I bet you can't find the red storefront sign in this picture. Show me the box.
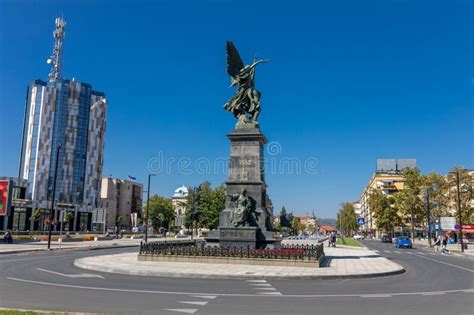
[462,224,474,234]
[0,181,9,216]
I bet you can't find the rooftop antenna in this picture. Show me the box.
[47,17,66,82]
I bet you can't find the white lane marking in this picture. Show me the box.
[6,277,474,298]
[360,294,392,298]
[245,280,267,283]
[164,309,198,314]
[36,268,105,279]
[405,252,413,255]
[191,295,216,299]
[417,252,426,255]
[258,292,283,295]
[255,287,277,291]
[421,292,445,296]
[178,301,208,306]
[0,252,96,264]
[249,283,272,287]
[409,253,474,273]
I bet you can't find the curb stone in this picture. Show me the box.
[74,257,405,281]
[0,244,139,255]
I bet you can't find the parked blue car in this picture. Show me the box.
[395,236,412,248]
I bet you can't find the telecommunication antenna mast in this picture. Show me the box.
[47,17,66,82]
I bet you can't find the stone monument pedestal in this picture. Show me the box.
[218,226,258,249]
[206,124,278,249]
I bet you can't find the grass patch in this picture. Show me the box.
[336,237,362,247]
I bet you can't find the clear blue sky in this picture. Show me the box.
[0,0,472,218]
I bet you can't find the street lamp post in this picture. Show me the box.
[450,170,464,253]
[47,144,61,250]
[144,173,156,243]
[423,188,432,247]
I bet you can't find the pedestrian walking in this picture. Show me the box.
[3,230,13,244]
[441,236,448,255]
[434,236,441,253]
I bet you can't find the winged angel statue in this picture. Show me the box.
[224,42,268,126]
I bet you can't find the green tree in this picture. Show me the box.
[198,182,226,230]
[368,189,401,235]
[116,215,123,228]
[29,208,42,232]
[185,186,202,237]
[447,167,474,224]
[291,217,304,235]
[336,202,358,236]
[279,206,290,227]
[286,211,294,228]
[64,211,74,230]
[393,167,425,239]
[146,195,175,231]
[423,172,449,219]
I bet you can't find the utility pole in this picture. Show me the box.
[454,171,464,253]
[425,188,432,246]
[144,173,156,243]
[189,187,196,241]
[47,144,61,250]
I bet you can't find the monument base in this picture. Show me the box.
[218,226,258,249]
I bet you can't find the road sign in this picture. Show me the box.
[357,217,365,225]
[434,224,440,231]
[454,224,461,230]
[440,217,456,230]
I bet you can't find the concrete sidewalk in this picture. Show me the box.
[74,246,404,280]
[0,237,192,254]
[411,239,474,256]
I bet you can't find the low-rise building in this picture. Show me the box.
[320,225,337,234]
[358,159,416,238]
[100,177,143,231]
[172,185,188,228]
[0,177,31,231]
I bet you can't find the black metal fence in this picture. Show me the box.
[140,241,324,261]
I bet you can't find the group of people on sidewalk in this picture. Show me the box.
[2,230,13,244]
[434,235,448,254]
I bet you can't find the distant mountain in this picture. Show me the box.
[317,218,337,228]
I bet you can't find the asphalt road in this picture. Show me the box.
[0,240,472,315]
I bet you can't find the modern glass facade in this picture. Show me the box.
[19,78,107,220]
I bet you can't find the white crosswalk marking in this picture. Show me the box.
[191,295,216,299]
[394,251,402,254]
[246,279,283,295]
[164,309,198,314]
[256,287,277,291]
[384,250,391,253]
[178,301,209,306]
